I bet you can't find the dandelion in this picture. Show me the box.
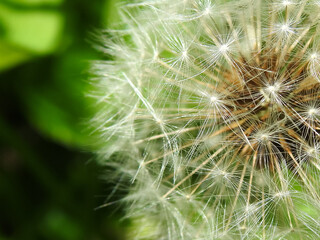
[91,0,320,239]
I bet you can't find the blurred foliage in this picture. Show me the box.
[0,0,126,239]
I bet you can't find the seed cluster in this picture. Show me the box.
[221,51,320,169]
[92,0,320,239]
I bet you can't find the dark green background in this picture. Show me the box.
[0,0,127,239]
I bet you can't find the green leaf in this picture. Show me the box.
[4,0,63,6]
[0,40,31,71]
[103,0,122,27]
[25,91,90,148]
[42,210,82,240]
[21,48,99,149]
[0,3,64,54]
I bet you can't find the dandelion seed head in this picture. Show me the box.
[210,95,219,103]
[266,83,280,94]
[306,146,317,157]
[219,44,229,53]
[181,50,188,58]
[259,133,270,142]
[281,24,289,32]
[203,6,211,15]
[308,108,318,117]
[92,0,320,239]
[310,52,319,60]
[282,0,292,6]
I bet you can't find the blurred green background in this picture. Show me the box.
[0,0,127,239]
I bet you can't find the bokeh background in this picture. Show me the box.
[0,0,127,239]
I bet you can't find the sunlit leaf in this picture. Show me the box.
[4,0,63,6]
[103,0,122,27]
[0,3,64,54]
